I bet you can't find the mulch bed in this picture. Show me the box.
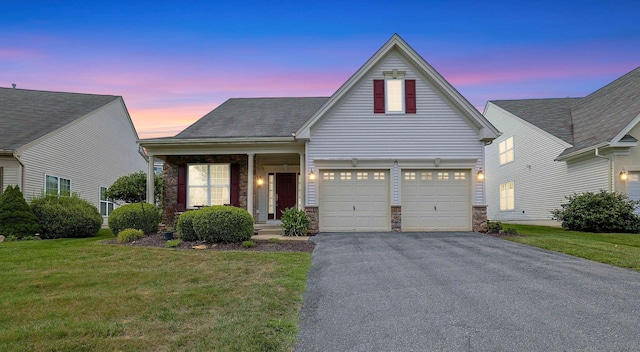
[105,233,315,253]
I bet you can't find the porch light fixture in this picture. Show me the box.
[308,170,316,181]
[620,168,628,181]
[477,169,485,181]
[256,176,265,186]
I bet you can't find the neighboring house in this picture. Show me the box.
[0,87,147,221]
[484,67,640,225]
[139,34,500,233]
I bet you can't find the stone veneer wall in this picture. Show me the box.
[305,206,319,236]
[391,206,401,232]
[472,205,488,232]
[162,155,248,226]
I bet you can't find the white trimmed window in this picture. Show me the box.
[187,164,230,207]
[500,181,515,211]
[45,174,71,196]
[499,137,514,165]
[99,186,115,216]
[386,78,404,112]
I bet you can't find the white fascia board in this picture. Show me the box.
[611,112,640,144]
[555,142,609,161]
[138,136,296,147]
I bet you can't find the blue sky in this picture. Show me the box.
[2,0,639,137]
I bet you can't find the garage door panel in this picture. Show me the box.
[320,170,390,232]
[402,169,471,231]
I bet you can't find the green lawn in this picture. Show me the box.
[0,229,312,351]
[501,224,640,271]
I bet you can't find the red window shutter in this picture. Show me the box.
[373,79,385,113]
[405,79,416,113]
[176,165,186,211]
[230,164,240,207]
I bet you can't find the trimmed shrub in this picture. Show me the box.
[551,191,640,233]
[242,240,255,248]
[117,228,144,243]
[176,210,199,241]
[108,203,161,235]
[280,207,310,236]
[487,220,503,234]
[0,185,41,238]
[31,195,102,239]
[192,206,253,244]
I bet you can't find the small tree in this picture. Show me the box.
[552,191,640,233]
[104,171,163,204]
[0,185,41,238]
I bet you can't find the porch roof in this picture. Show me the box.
[175,97,329,139]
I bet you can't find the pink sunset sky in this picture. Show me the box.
[2,1,639,139]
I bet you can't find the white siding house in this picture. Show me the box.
[140,34,500,233]
[484,67,640,224]
[0,88,147,221]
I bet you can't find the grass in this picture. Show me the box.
[0,229,312,351]
[501,224,640,271]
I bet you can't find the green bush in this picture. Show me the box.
[176,210,199,241]
[192,206,253,244]
[108,203,161,235]
[166,239,182,248]
[0,185,41,238]
[487,220,503,234]
[117,228,144,243]
[280,207,310,236]
[31,195,102,239]
[242,240,255,248]
[551,191,640,233]
[104,171,164,205]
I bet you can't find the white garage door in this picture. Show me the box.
[319,170,390,232]
[401,170,471,231]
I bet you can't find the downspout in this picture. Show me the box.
[594,148,614,192]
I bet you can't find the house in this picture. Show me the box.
[484,67,640,225]
[0,87,147,220]
[139,34,500,233]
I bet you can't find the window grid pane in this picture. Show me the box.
[437,172,449,180]
[340,172,351,180]
[499,137,514,165]
[404,172,416,180]
[187,164,230,207]
[356,172,368,180]
[323,172,334,180]
[373,172,385,180]
[421,172,432,181]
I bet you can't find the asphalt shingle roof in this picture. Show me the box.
[175,97,329,139]
[0,88,119,151]
[490,67,640,158]
[491,98,580,144]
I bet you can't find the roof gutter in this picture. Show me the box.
[138,136,297,148]
[555,142,609,161]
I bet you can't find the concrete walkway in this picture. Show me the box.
[296,232,640,351]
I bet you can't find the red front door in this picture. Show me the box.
[276,173,297,219]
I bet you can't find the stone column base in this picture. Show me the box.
[472,205,488,232]
[305,206,319,236]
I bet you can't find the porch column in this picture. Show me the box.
[247,153,254,217]
[146,153,155,204]
[299,152,305,209]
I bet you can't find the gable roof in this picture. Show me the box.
[491,98,580,144]
[0,88,119,151]
[563,67,640,157]
[295,33,500,141]
[175,97,329,139]
[489,66,640,160]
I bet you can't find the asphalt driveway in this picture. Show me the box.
[296,232,640,351]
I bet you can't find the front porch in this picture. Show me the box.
[152,152,308,228]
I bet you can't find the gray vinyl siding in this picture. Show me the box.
[484,103,609,222]
[18,99,146,211]
[0,157,20,190]
[307,50,484,206]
